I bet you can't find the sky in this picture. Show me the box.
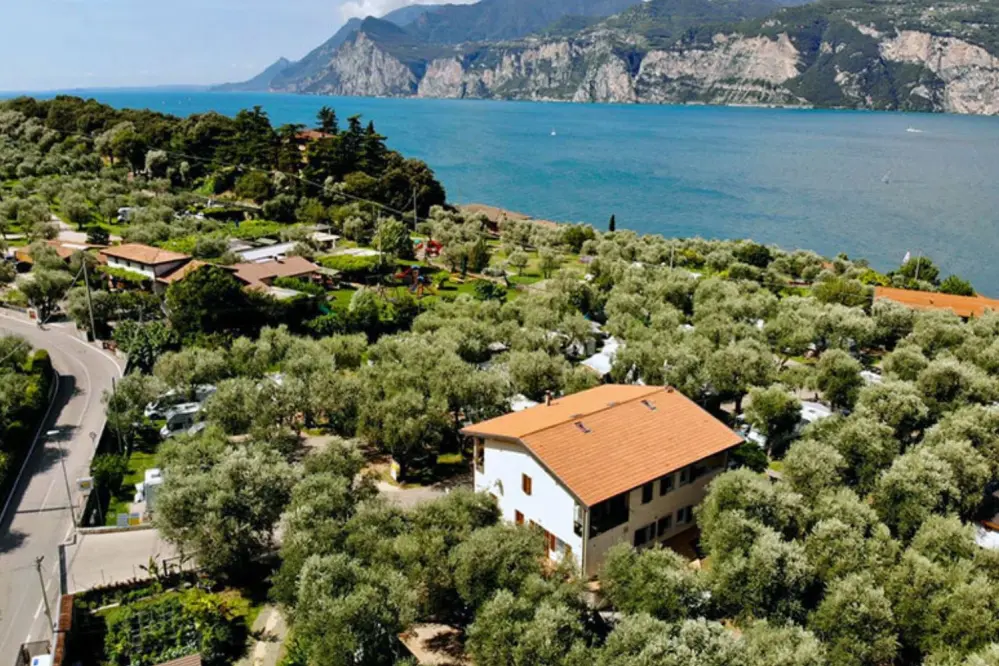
[0,0,475,92]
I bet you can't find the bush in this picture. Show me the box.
[319,254,382,280]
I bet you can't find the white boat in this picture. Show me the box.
[906,127,923,133]
[551,130,557,136]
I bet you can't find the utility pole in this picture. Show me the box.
[412,185,419,232]
[111,377,124,454]
[35,556,54,634]
[669,244,675,270]
[51,431,78,527]
[82,257,97,342]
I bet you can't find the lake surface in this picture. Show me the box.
[17,90,999,292]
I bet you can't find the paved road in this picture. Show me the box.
[0,312,122,666]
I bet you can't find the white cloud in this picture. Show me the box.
[337,0,477,22]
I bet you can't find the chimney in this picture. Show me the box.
[545,391,553,406]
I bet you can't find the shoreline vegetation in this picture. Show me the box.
[6,94,999,666]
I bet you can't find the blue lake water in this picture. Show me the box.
[16,90,999,292]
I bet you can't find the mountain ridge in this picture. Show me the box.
[214,0,999,115]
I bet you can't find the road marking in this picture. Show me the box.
[39,477,58,512]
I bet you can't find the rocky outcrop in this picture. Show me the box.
[305,32,419,96]
[881,31,999,115]
[635,34,801,105]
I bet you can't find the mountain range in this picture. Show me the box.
[214,0,999,114]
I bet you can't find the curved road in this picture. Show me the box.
[0,312,122,665]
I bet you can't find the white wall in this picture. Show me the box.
[475,438,584,566]
[108,256,156,280]
[107,257,186,280]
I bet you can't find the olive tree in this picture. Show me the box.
[601,544,706,621]
[156,444,296,579]
[744,385,801,454]
[809,573,899,666]
[814,349,862,410]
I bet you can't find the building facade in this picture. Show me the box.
[464,384,743,577]
[100,243,191,293]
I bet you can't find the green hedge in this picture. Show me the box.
[319,253,382,280]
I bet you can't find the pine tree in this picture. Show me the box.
[609,214,616,232]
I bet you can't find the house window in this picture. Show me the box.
[679,467,691,486]
[659,473,674,496]
[657,515,672,536]
[589,492,629,537]
[543,529,556,552]
[474,439,485,473]
[677,505,694,525]
[633,523,655,548]
[522,474,532,496]
[691,454,725,480]
[515,510,524,525]
[641,482,654,504]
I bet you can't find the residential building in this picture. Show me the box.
[874,286,999,319]
[462,384,744,577]
[235,241,298,264]
[100,243,190,284]
[231,256,320,289]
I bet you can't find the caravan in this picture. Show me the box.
[159,403,202,439]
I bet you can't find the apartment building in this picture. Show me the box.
[462,384,743,577]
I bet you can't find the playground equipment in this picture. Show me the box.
[395,265,434,297]
[415,239,443,259]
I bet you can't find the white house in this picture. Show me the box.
[100,243,191,288]
[462,384,744,577]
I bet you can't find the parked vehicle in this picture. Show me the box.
[144,385,216,419]
[159,403,202,439]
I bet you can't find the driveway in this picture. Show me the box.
[63,528,180,593]
[0,312,123,664]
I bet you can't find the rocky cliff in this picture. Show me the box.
[313,25,997,113]
[218,0,999,115]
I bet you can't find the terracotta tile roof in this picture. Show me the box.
[101,243,190,266]
[232,256,319,288]
[463,385,744,506]
[154,655,202,666]
[874,286,999,319]
[157,260,211,284]
[463,384,659,440]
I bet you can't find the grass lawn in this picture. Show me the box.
[508,273,545,286]
[104,449,159,525]
[329,287,357,311]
